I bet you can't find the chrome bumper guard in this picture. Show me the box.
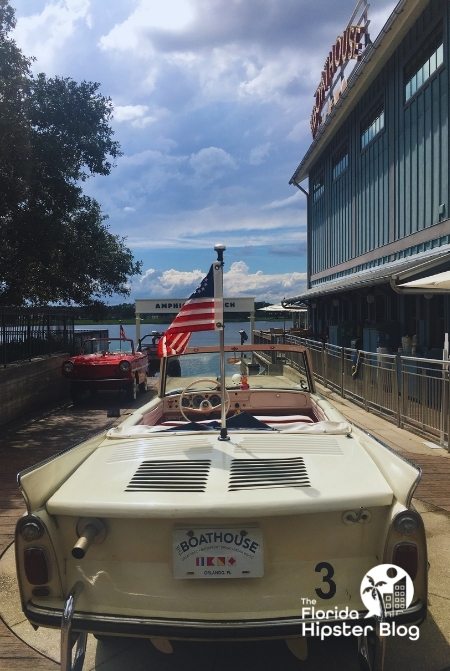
[357,626,386,671]
[61,583,87,671]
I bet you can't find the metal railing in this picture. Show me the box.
[254,330,449,450]
[0,308,75,367]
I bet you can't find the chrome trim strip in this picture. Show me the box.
[61,582,87,671]
[26,600,426,640]
[406,466,423,508]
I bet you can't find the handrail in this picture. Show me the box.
[254,330,449,451]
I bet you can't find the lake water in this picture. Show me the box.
[75,321,284,346]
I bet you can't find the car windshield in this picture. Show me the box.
[164,346,312,395]
[83,338,134,354]
[139,333,162,349]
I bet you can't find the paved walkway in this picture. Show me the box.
[0,395,449,670]
[316,385,450,512]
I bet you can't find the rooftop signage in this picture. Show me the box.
[310,0,369,138]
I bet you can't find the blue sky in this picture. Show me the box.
[11,0,395,302]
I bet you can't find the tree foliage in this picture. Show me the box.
[0,0,141,306]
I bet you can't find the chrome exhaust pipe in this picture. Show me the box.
[72,518,106,559]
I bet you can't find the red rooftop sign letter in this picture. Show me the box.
[310,24,366,138]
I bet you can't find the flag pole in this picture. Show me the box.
[214,243,229,441]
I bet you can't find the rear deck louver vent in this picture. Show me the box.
[229,457,310,491]
[126,460,211,492]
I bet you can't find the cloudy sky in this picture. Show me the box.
[11,0,395,302]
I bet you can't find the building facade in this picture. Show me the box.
[287,0,450,357]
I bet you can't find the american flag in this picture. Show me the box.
[158,264,223,356]
[119,324,127,339]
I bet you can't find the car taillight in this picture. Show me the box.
[24,547,49,585]
[18,518,45,542]
[393,511,420,535]
[393,542,418,580]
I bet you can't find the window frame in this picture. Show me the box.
[360,105,385,151]
[312,174,325,203]
[404,28,444,104]
[332,145,349,181]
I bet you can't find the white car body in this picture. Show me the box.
[15,343,427,670]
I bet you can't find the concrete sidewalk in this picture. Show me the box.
[316,383,450,460]
[317,384,450,511]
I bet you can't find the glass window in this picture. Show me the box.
[313,176,325,203]
[361,109,384,150]
[405,38,443,102]
[332,148,349,180]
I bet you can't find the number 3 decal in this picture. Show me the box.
[315,561,336,599]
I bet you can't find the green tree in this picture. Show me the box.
[0,0,141,306]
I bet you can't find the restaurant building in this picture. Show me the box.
[286,0,450,357]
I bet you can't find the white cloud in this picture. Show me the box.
[122,203,306,250]
[99,0,194,54]
[131,260,307,302]
[249,142,271,166]
[14,0,391,303]
[239,52,298,102]
[99,8,147,55]
[113,104,162,128]
[224,261,306,295]
[14,0,92,73]
[189,147,237,182]
[262,193,301,210]
[159,268,205,290]
[97,2,314,112]
[140,268,157,280]
[287,117,310,143]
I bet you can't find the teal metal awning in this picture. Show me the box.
[283,247,450,306]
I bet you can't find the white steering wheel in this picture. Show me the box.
[179,378,230,422]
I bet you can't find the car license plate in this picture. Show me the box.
[173,526,264,579]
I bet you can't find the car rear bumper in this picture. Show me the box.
[24,599,427,640]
